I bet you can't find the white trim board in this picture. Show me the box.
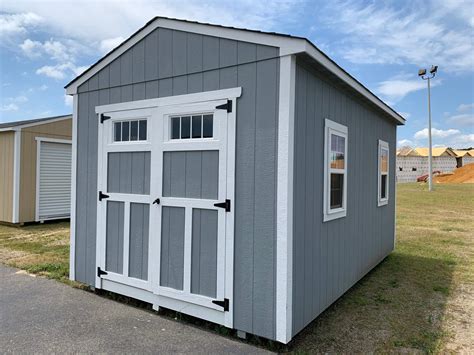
[64,17,404,125]
[276,54,296,344]
[69,97,78,281]
[12,130,21,224]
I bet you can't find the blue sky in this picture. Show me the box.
[1,0,473,148]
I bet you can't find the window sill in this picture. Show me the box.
[377,199,389,207]
[323,210,347,222]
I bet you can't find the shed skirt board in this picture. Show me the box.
[36,140,72,222]
[95,91,237,329]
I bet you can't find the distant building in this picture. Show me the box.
[396,147,457,183]
[453,150,474,168]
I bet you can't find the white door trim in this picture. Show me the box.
[276,54,296,343]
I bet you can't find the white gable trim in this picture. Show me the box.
[64,18,404,125]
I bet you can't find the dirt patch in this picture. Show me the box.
[436,163,474,183]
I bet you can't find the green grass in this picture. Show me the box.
[0,183,472,352]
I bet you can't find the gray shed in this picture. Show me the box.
[66,17,405,343]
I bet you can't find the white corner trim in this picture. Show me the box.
[12,129,21,224]
[95,87,242,114]
[69,96,78,281]
[276,54,296,344]
[35,139,41,222]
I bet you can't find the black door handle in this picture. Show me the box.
[153,198,160,205]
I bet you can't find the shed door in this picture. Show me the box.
[96,108,155,291]
[36,140,72,221]
[150,100,233,325]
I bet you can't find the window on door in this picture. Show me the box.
[378,140,389,206]
[170,114,214,140]
[113,119,147,142]
[324,119,348,222]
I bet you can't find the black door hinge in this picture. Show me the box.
[216,100,232,113]
[212,298,229,312]
[97,267,108,277]
[100,113,111,123]
[98,191,110,201]
[152,198,160,205]
[214,199,231,212]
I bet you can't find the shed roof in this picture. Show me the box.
[410,147,457,157]
[0,114,72,132]
[453,150,473,157]
[64,16,405,125]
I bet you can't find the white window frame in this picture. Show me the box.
[378,139,389,206]
[323,119,348,222]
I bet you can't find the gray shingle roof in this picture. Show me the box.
[0,114,72,130]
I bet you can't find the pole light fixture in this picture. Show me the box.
[418,65,438,192]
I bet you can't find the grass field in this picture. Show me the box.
[0,183,472,352]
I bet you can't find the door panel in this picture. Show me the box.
[160,206,185,290]
[129,203,150,280]
[107,152,151,194]
[162,150,219,199]
[191,208,218,298]
[105,201,124,274]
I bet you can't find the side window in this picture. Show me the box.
[378,140,389,206]
[323,119,348,222]
[170,114,214,140]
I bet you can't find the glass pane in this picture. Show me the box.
[381,148,388,173]
[381,175,387,199]
[114,122,121,142]
[171,117,180,139]
[122,121,130,141]
[203,114,213,138]
[192,115,202,138]
[181,116,190,139]
[330,173,344,209]
[130,120,138,141]
[139,120,147,140]
[330,134,345,169]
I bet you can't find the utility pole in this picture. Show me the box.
[418,65,438,191]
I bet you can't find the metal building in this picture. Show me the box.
[0,115,72,224]
[66,18,404,343]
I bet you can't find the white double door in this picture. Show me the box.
[96,98,235,326]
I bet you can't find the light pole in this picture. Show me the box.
[418,65,438,191]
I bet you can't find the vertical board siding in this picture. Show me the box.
[160,206,185,290]
[291,62,397,336]
[191,208,218,298]
[162,151,218,199]
[107,152,151,194]
[75,28,279,340]
[129,203,150,280]
[106,201,124,274]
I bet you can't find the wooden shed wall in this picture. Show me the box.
[19,119,72,223]
[0,131,15,223]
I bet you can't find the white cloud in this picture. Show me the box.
[457,103,474,113]
[321,0,474,73]
[447,113,474,127]
[19,38,42,58]
[0,103,19,112]
[414,128,460,140]
[99,37,125,54]
[36,62,87,80]
[39,84,48,91]
[64,94,73,107]
[397,139,413,147]
[0,12,42,40]
[377,75,441,102]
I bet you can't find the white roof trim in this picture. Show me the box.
[65,17,404,125]
[0,116,72,132]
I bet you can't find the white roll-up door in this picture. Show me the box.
[37,140,72,221]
